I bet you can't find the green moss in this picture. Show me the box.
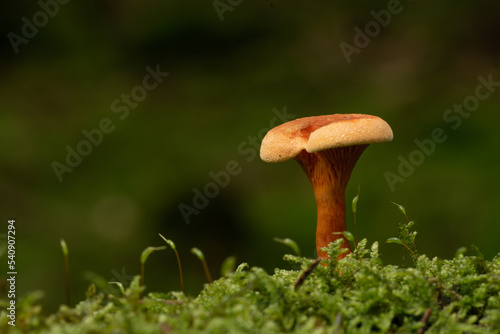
[3,238,500,333]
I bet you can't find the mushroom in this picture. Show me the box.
[260,114,393,259]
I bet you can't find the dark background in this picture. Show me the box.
[1,0,499,311]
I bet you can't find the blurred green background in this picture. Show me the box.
[1,1,499,311]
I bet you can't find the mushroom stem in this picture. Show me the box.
[296,144,368,259]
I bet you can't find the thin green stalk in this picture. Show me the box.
[60,239,70,306]
[140,246,167,297]
[352,186,360,249]
[191,247,213,283]
[159,234,185,295]
[390,202,419,267]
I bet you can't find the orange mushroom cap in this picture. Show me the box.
[260,114,393,259]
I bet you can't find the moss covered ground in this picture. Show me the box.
[2,234,500,333]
